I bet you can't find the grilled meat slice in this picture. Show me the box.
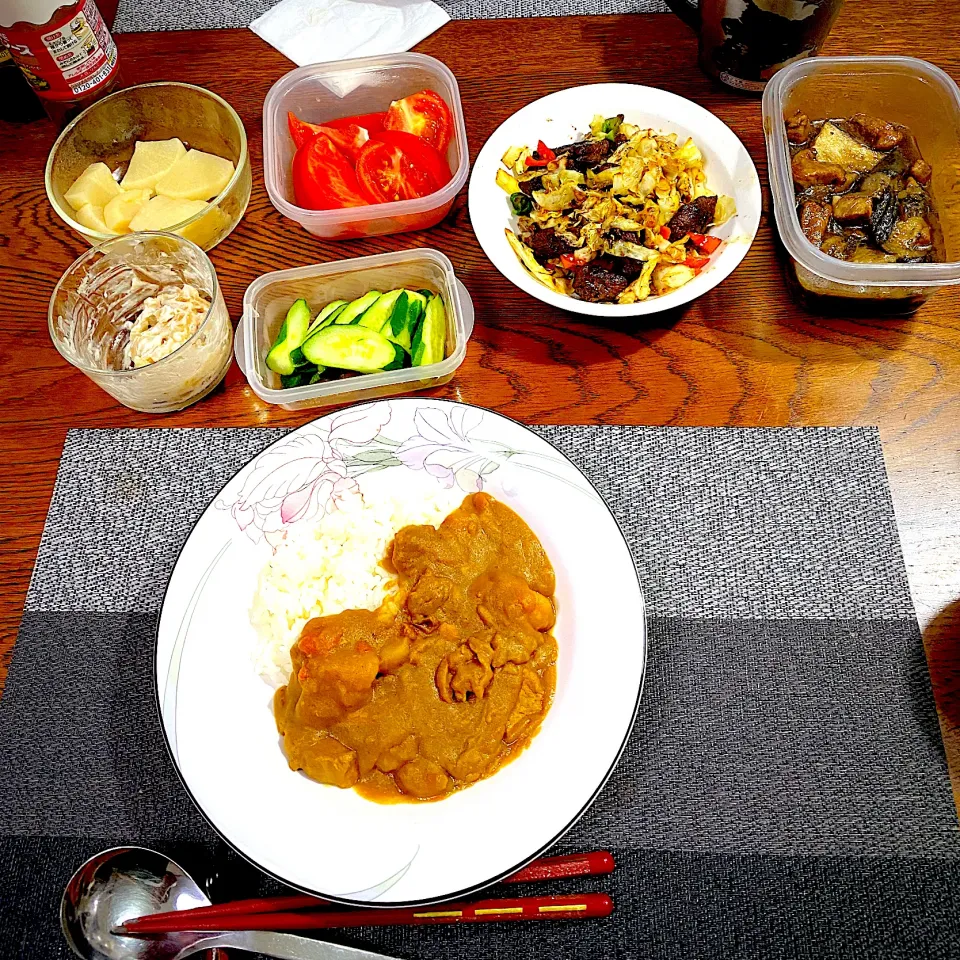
[666,195,718,240]
[517,175,543,196]
[606,226,644,244]
[554,138,612,171]
[526,227,574,262]
[615,255,647,279]
[572,256,632,302]
[799,200,831,246]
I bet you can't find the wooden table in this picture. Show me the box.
[1,2,958,809]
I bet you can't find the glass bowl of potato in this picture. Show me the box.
[45,82,251,251]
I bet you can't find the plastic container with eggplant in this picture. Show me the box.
[763,56,960,314]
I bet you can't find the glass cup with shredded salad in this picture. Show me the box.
[48,232,232,412]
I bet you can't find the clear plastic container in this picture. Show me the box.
[763,56,960,314]
[49,232,233,413]
[262,53,469,239]
[237,248,475,410]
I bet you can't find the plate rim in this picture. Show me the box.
[468,81,762,317]
[154,397,648,907]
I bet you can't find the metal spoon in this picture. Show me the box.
[61,846,397,960]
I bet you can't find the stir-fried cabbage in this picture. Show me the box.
[618,256,660,304]
[496,116,736,302]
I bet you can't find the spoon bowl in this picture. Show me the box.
[61,846,213,960]
[61,846,397,960]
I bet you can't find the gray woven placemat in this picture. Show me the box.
[1,425,958,959]
[113,0,669,33]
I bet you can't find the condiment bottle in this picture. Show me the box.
[0,41,44,122]
[0,0,120,127]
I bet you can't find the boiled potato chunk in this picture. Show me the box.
[128,195,209,232]
[103,189,151,233]
[74,203,111,234]
[155,149,235,201]
[178,203,231,249]
[121,138,187,191]
[64,162,122,211]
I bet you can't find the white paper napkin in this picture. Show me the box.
[250,0,451,67]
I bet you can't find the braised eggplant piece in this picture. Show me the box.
[785,111,941,264]
[868,187,898,244]
[882,217,933,259]
[898,180,928,218]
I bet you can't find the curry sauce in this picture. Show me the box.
[274,493,558,802]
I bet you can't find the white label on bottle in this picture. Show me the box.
[40,0,117,95]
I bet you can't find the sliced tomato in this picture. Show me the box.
[356,136,445,204]
[292,134,370,210]
[325,111,387,135]
[382,90,453,153]
[287,112,369,159]
[373,130,451,187]
[288,112,325,150]
[316,123,369,161]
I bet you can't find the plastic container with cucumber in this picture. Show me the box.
[264,286,447,387]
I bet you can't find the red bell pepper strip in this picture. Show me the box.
[537,140,556,162]
[525,155,550,168]
[688,232,722,254]
[659,225,671,240]
[684,254,711,271]
[559,253,579,269]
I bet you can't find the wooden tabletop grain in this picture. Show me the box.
[1,2,958,810]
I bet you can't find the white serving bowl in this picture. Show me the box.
[468,82,762,318]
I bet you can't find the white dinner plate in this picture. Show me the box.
[157,398,646,905]
[468,82,762,317]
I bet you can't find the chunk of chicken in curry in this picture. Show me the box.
[274,493,558,802]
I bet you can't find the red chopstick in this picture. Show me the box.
[508,851,614,883]
[122,851,615,933]
[118,893,613,935]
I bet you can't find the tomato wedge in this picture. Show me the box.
[382,90,453,153]
[373,130,451,188]
[287,112,369,159]
[356,132,449,204]
[288,112,325,150]
[355,141,428,204]
[292,133,370,210]
[325,112,387,135]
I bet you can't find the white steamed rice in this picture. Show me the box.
[250,491,462,689]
